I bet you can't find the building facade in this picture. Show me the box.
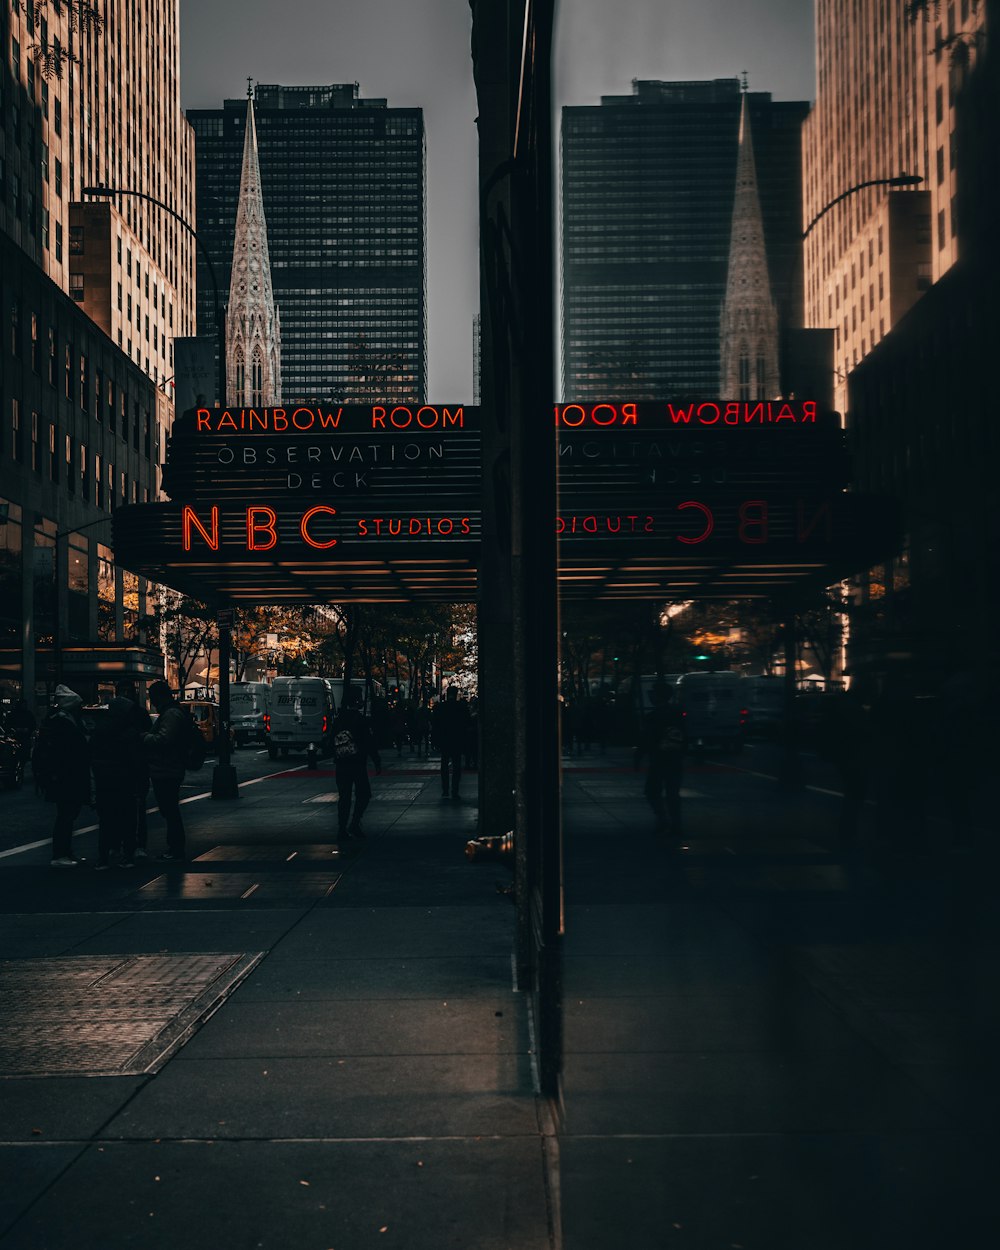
[189,83,426,405]
[802,0,988,413]
[802,0,996,681]
[561,79,807,403]
[1,1,194,710]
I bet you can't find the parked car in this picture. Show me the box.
[186,700,226,750]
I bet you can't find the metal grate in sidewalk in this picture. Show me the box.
[0,952,262,1077]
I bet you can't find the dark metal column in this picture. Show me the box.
[471,0,562,1099]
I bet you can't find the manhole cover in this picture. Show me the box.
[0,953,262,1077]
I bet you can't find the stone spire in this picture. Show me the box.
[719,89,780,400]
[226,86,281,405]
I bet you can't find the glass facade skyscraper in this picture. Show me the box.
[189,84,426,405]
[561,79,807,402]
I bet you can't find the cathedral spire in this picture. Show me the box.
[719,91,780,400]
[226,89,281,405]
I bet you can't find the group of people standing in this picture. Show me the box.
[32,680,192,868]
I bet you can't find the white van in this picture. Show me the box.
[739,675,786,739]
[676,671,745,753]
[265,676,335,759]
[230,681,271,747]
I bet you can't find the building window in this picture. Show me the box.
[937,209,946,250]
[95,453,103,508]
[738,353,750,402]
[48,422,58,482]
[69,224,84,255]
[65,435,74,494]
[30,312,39,371]
[55,222,63,262]
[97,543,116,641]
[31,411,40,473]
[67,533,89,641]
[70,272,85,300]
[80,443,89,501]
[11,399,22,462]
[79,354,89,410]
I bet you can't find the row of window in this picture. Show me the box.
[7,398,150,508]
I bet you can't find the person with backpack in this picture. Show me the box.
[91,696,145,869]
[332,686,381,841]
[142,680,194,862]
[32,684,92,867]
[634,680,686,838]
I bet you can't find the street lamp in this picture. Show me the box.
[802,173,924,239]
[82,185,239,799]
[82,186,226,408]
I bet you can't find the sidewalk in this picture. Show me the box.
[0,758,555,1250]
[1,746,997,1248]
[557,748,999,1249]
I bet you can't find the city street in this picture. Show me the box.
[1,741,995,1248]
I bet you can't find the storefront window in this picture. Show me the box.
[122,569,140,641]
[97,543,116,641]
[0,499,23,650]
[67,532,89,641]
[33,517,56,647]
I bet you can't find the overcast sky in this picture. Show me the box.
[180,1,816,401]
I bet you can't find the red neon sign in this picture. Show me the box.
[247,506,278,551]
[300,505,338,549]
[182,505,219,551]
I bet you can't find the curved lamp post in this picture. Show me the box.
[82,185,239,799]
[802,173,923,239]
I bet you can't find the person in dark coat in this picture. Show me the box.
[433,686,471,799]
[91,697,144,868]
[142,680,189,861]
[117,682,153,858]
[32,684,91,866]
[635,681,685,837]
[332,687,381,840]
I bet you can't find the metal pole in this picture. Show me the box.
[211,609,238,799]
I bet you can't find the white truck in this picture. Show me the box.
[265,676,336,759]
[230,681,271,748]
[676,671,745,753]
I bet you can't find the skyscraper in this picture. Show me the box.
[560,79,807,403]
[189,83,426,406]
[1,1,193,704]
[802,0,988,410]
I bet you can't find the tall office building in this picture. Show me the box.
[189,83,426,405]
[802,0,988,411]
[1,1,193,706]
[561,79,807,403]
[802,0,994,678]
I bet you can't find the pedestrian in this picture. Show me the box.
[31,684,91,867]
[118,681,153,859]
[634,680,685,837]
[433,685,470,799]
[142,680,189,862]
[91,697,144,868]
[332,686,381,840]
[411,700,431,758]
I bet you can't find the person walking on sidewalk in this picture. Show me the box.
[32,684,92,867]
[142,680,189,862]
[433,685,471,799]
[635,680,685,838]
[91,697,144,869]
[332,687,381,840]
